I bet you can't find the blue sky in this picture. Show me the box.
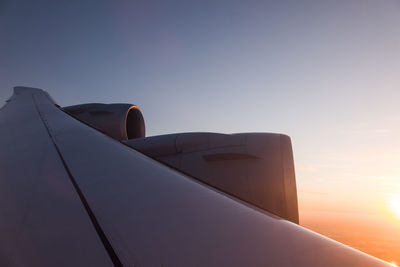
[1,0,400,216]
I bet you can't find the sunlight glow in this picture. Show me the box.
[389,194,400,220]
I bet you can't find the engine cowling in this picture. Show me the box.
[124,132,299,224]
[63,103,145,140]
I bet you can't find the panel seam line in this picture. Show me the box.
[32,93,123,267]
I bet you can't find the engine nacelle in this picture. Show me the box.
[63,103,145,140]
[124,132,299,224]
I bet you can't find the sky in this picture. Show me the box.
[1,0,400,263]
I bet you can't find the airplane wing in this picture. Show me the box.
[0,87,391,266]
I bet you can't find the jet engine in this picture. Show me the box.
[124,132,299,224]
[63,103,298,224]
[63,103,145,140]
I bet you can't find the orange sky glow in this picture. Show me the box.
[299,190,400,264]
[294,123,400,264]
